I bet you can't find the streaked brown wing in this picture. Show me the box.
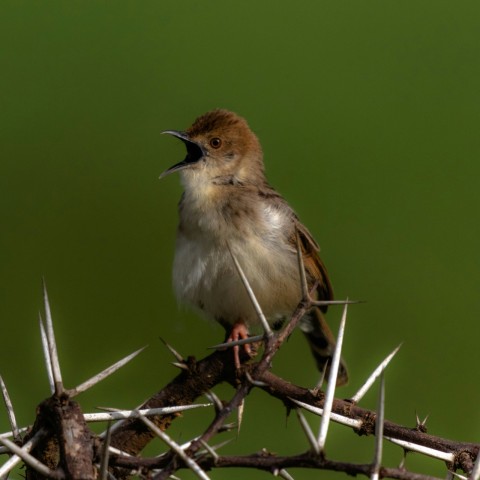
[294,220,334,311]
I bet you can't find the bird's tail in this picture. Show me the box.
[299,307,348,386]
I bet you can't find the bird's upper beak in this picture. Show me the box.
[159,130,206,179]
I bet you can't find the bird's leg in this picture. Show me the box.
[227,320,251,369]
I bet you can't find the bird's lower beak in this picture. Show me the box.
[160,130,206,179]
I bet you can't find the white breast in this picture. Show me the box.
[172,202,302,329]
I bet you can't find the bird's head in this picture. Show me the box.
[161,109,265,186]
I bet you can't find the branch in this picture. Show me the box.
[1,281,478,480]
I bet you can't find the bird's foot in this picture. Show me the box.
[227,321,251,369]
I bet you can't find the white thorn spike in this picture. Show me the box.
[160,337,184,362]
[42,281,64,395]
[138,414,211,480]
[314,359,329,393]
[296,409,320,455]
[370,372,385,480]
[99,422,112,480]
[449,472,467,480]
[171,361,189,370]
[97,399,146,439]
[0,376,20,442]
[108,446,134,457]
[205,391,223,412]
[295,229,309,299]
[0,426,29,440]
[219,422,236,433]
[84,404,212,422]
[0,429,46,478]
[227,243,272,336]
[205,438,234,453]
[199,440,219,462]
[384,436,455,462]
[237,397,244,434]
[0,435,64,479]
[245,371,268,387]
[68,346,147,397]
[350,344,402,404]
[39,314,55,394]
[317,302,348,450]
[290,397,362,429]
[278,469,295,480]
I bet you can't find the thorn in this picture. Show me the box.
[237,397,244,435]
[99,421,112,480]
[138,413,211,480]
[218,422,236,433]
[350,344,402,404]
[206,438,234,453]
[245,371,268,387]
[39,314,55,395]
[296,409,320,455]
[278,469,295,480]
[371,373,385,480]
[107,446,134,457]
[415,411,429,432]
[159,337,184,363]
[172,361,190,371]
[204,391,223,413]
[97,400,146,439]
[447,472,467,480]
[84,404,213,422]
[384,436,455,462]
[295,228,310,300]
[209,334,264,350]
[317,302,348,451]
[289,397,362,429]
[448,471,468,480]
[0,435,64,479]
[0,426,30,442]
[226,242,272,336]
[0,376,20,443]
[67,346,147,397]
[199,440,219,463]
[0,428,46,478]
[310,359,329,396]
[42,280,64,395]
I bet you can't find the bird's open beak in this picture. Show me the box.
[160,130,206,179]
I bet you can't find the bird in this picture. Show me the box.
[160,109,348,385]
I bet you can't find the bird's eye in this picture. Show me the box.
[209,137,222,149]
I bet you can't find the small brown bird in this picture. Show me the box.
[161,109,347,385]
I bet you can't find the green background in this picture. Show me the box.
[1,1,479,478]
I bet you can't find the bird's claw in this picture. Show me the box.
[227,321,251,369]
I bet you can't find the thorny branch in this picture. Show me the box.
[1,262,479,479]
[4,311,477,479]
[104,348,478,479]
[112,451,449,480]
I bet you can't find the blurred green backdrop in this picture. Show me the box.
[1,1,479,478]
